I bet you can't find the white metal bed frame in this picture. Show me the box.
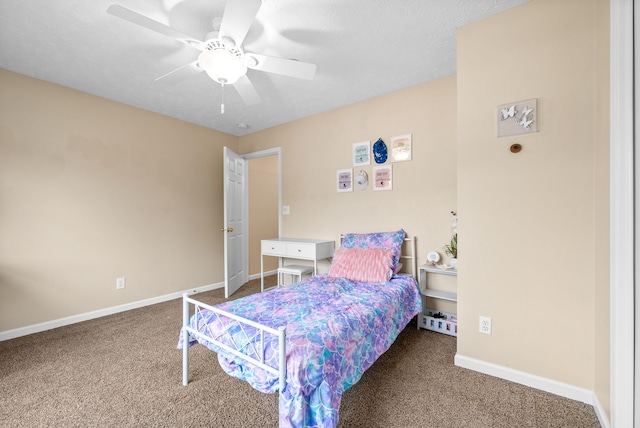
[182,295,287,390]
[181,236,417,395]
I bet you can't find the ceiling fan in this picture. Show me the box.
[106,0,316,111]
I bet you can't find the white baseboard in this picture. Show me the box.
[591,392,610,428]
[454,354,610,428]
[0,281,224,342]
[249,270,277,281]
[1,273,279,342]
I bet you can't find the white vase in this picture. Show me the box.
[449,258,457,269]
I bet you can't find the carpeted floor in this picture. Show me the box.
[0,276,601,427]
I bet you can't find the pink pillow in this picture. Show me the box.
[328,247,394,283]
[340,229,405,274]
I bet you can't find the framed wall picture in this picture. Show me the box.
[352,141,371,166]
[336,169,353,192]
[390,134,412,162]
[372,165,392,191]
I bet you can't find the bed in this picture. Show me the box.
[178,230,422,428]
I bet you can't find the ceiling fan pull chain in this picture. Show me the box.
[220,81,225,114]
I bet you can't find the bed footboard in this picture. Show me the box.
[181,293,287,392]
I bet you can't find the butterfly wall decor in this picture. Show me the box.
[500,105,517,120]
[497,99,538,137]
[516,113,534,130]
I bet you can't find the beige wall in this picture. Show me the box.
[248,155,279,275]
[0,69,237,332]
[457,0,609,416]
[240,76,458,287]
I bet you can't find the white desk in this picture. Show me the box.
[261,238,334,292]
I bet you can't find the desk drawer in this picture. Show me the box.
[286,243,315,258]
[262,241,287,256]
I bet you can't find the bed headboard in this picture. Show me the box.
[337,234,418,281]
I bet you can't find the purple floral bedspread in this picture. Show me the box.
[178,273,422,428]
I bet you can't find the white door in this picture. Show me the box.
[223,147,247,298]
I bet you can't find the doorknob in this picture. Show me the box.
[221,227,234,232]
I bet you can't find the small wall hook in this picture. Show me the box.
[510,143,522,153]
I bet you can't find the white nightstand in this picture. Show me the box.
[417,265,457,334]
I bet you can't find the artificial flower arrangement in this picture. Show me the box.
[443,211,457,261]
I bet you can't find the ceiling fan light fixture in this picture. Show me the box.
[198,48,247,84]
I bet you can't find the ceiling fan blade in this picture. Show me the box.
[247,54,316,80]
[107,4,204,49]
[218,0,261,47]
[232,75,262,105]
[155,61,202,84]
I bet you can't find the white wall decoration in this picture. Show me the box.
[355,170,368,190]
[497,98,538,137]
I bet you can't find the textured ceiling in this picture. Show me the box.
[0,0,529,136]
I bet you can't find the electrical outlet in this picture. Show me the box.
[116,277,126,290]
[282,205,290,215]
[479,316,491,334]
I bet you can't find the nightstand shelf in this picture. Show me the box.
[422,288,457,302]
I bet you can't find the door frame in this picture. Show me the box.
[610,0,635,427]
[243,147,282,275]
